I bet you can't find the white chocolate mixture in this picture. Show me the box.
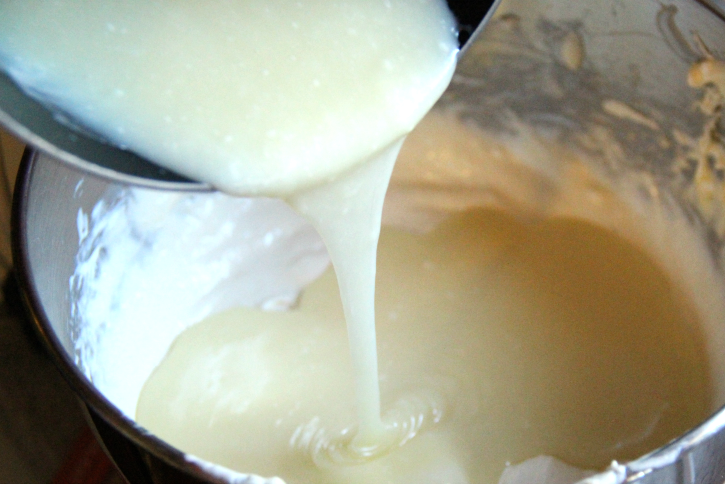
[0,0,460,459]
[136,199,711,484]
[0,0,457,196]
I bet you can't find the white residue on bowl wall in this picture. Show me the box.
[70,189,329,417]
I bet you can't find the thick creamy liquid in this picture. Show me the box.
[289,143,403,444]
[0,0,458,196]
[136,208,710,484]
[0,0,460,463]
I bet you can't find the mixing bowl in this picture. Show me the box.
[12,0,725,482]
